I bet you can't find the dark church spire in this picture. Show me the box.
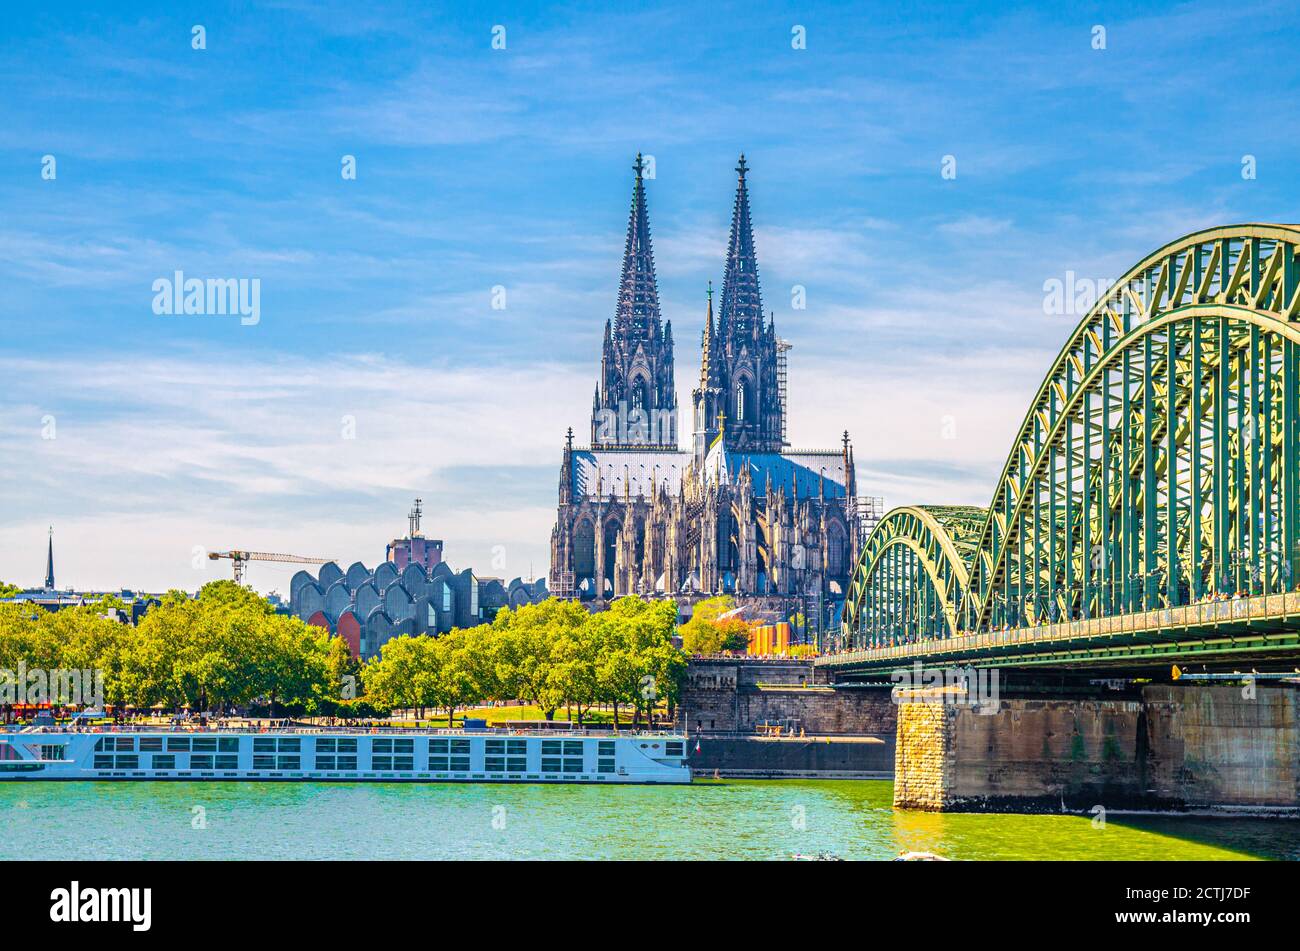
[614,152,662,338]
[44,526,55,590]
[694,154,784,457]
[699,281,717,386]
[591,154,677,448]
[718,153,763,340]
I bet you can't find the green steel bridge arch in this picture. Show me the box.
[847,505,985,639]
[843,224,1300,655]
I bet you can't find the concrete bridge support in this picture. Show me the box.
[893,684,1300,813]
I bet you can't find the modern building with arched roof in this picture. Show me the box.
[285,522,548,658]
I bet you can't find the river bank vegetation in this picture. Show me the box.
[0,581,685,726]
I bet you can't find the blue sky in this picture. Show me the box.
[2,0,1298,593]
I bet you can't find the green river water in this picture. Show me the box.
[2,779,1296,860]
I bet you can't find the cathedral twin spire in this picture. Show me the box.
[592,153,676,448]
[613,153,663,339]
[717,154,765,340]
[592,152,781,455]
[694,154,784,459]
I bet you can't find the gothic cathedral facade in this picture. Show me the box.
[550,155,866,630]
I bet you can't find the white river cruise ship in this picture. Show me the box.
[0,728,692,784]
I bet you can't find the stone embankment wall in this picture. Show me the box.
[678,657,898,777]
[689,735,893,779]
[893,684,1299,813]
[679,657,896,736]
[1142,685,1298,807]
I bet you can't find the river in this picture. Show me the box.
[3,779,1296,860]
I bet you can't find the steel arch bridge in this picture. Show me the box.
[830,224,1300,674]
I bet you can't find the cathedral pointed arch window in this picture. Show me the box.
[574,520,595,578]
[603,520,621,587]
[717,510,734,569]
[735,377,754,424]
[827,522,847,575]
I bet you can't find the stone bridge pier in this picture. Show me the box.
[893,683,1300,813]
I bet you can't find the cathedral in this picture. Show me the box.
[549,154,871,632]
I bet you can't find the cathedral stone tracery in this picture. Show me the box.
[550,154,866,632]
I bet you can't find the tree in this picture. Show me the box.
[262,617,331,715]
[35,603,128,708]
[456,623,505,703]
[323,635,362,710]
[432,632,481,726]
[2,584,693,727]
[679,595,750,653]
[116,583,331,715]
[589,596,684,727]
[491,598,586,719]
[363,635,425,714]
[0,583,334,719]
[549,618,601,724]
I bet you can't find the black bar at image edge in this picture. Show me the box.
[1,860,1285,937]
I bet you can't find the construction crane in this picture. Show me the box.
[207,550,334,585]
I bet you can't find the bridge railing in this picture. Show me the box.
[819,591,1300,667]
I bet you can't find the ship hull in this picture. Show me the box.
[0,730,692,785]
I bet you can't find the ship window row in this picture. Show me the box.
[314,756,358,770]
[541,740,585,756]
[191,755,240,770]
[540,757,586,773]
[144,737,238,753]
[428,756,471,771]
[252,755,302,770]
[372,756,414,770]
[484,756,528,772]
[430,739,470,754]
[85,735,632,765]
[94,754,139,769]
[84,755,633,775]
[316,738,358,753]
[484,739,528,755]
[95,753,247,770]
[129,736,242,753]
[665,742,684,756]
[254,737,301,753]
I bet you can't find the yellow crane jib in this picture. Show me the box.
[207,550,334,584]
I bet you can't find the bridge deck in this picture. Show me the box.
[819,591,1300,673]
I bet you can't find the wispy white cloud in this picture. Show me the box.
[0,350,585,590]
